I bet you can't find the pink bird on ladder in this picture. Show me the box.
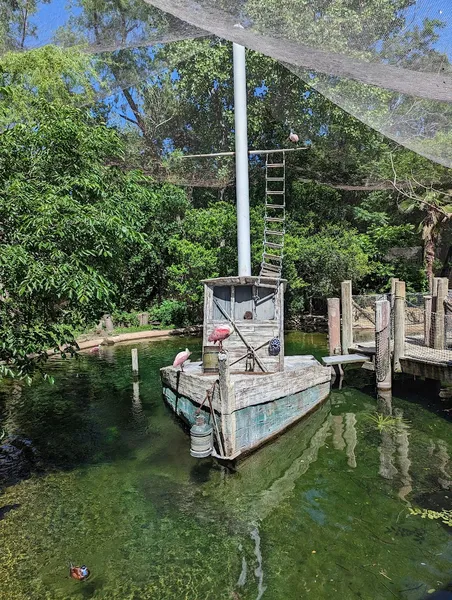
[173,348,191,372]
[208,324,232,351]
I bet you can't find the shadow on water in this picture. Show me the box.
[1,334,452,599]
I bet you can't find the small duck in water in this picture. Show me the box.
[70,564,90,581]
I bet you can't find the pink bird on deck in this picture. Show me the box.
[173,348,192,372]
[289,131,299,143]
[208,325,232,351]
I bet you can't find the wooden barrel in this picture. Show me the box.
[203,345,219,373]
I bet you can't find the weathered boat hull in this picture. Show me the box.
[160,355,331,460]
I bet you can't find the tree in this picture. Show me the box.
[0,48,151,380]
[283,225,370,316]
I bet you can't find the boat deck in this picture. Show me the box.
[181,354,321,381]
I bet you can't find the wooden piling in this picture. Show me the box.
[433,277,440,299]
[424,295,432,348]
[390,278,399,308]
[131,348,139,375]
[327,298,341,356]
[375,299,392,390]
[433,278,448,350]
[218,351,236,457]
[341,281,353,354]
[390,277,399,338]
[393,280,406,373]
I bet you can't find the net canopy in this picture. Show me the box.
[3,0,452,176]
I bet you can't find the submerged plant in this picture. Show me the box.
[408,507,452,527]
[364,412,409,432]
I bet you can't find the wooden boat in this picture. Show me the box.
[161,276,331,460]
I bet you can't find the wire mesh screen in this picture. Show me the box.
[405,293,426,343]
[404,293,452,365]
[3,1,452,170]
[352,294,388,344]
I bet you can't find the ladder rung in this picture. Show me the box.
[265,229,284,236]
[258,279,279,287]
[263,253,283,262]
[266,190,285,195]
[259,271,280,282]
[261,262,281,271]
[266,163,285,168]
[266,177,285,182]
[265,204,285,209]
[265,241,284,249]
[265,217,285,223]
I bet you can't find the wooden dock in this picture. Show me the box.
[350,341,452,383]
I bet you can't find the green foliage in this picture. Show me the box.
[150,300,189,328]
[364,412,409,432]
[111,310,140,328]
[283,225,370,316]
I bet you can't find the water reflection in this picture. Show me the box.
[2,340,452,600]
[434,439,452,490]
[332,415,345,451]
[344,413,357,468]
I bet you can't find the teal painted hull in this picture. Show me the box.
[162,376,330,458]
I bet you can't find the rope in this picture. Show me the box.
[352,298,376,326]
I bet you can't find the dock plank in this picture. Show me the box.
[321,354,370,366]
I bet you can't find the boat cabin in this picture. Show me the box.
[202,276,286,373]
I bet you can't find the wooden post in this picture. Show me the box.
[390,278,399,309]
[341,281,353,354]
[375,299,392,390]
[424,295,432,348]
[138,312,149,326]
[393,280,406,373]
[218,351,236,457]
[433,278,448,349]
[104,314,114,332]
[433,277,440,299]
[131,348,139,375]
[390,277,399,339]
[327,298,341,356]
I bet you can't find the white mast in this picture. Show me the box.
[233,42,251,277]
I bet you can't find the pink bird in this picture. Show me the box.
[289,131,299,143]
[90,345,100,354]
[208,324,232,351]
[173,348,192,372]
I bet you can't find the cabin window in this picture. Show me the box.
[235,286,254,320]
[213,286,231,320]
[255,287,276,320]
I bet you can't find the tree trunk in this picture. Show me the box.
[440,244,452,279]
[424,228,436,294]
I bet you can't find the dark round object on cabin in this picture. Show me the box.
[269,338,281,356]
[244,311,253,320]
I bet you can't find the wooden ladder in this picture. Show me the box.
[258,151,286,284]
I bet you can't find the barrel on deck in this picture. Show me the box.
[203,345,219,373]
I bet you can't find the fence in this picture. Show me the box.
[404,291,452,365]
[352,294,389,343]
[350,288,452,365]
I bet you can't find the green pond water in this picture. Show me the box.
[1,332,452,600]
